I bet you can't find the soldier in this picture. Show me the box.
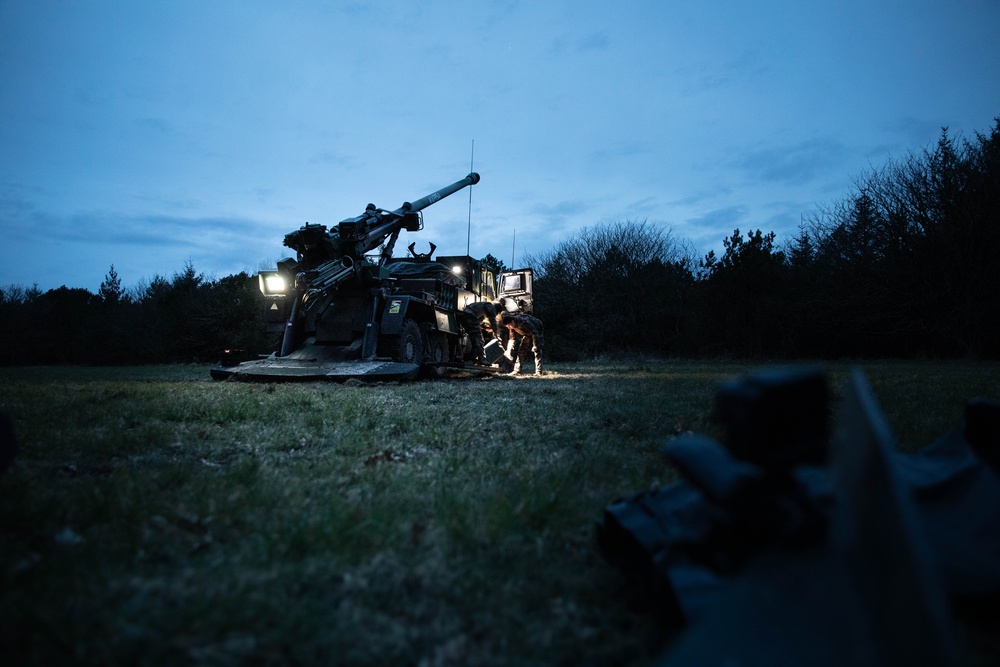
[460,300,503,365]
[500,311,544,376]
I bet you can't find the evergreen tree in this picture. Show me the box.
[480,253,510,274]
[98,264,124,305]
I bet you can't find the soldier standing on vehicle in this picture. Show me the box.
[501,311,544,376]
[460,301,503,365]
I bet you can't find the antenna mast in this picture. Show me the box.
[466,140,474,257]
[511,228,516,269]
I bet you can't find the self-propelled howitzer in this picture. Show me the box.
[211,172,534,381]
[275,173,480,356]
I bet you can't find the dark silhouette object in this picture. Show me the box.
[407,241,437,262]
[965,397,1000,474]
[0,410,17,472]
[597,367,1000,666]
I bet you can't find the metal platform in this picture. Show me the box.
[210,341,422,382]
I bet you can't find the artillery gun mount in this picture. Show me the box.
[211,173,533,382]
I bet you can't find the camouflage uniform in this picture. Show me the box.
[460,301,503,365]
[501,312,544,376]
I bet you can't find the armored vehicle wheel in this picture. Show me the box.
[424,332,449,364]
[420,331,449,378]
[382,318,423,364]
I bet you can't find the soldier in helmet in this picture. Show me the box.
[500,311,544,376]
[460,300,503,365]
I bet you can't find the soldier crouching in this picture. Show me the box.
[460,300,503,365]
[500,312,544,376]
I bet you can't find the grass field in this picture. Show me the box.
[2,360,998,665]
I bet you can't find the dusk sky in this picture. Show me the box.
[2,1,998,292]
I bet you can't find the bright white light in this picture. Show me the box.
[452,265,463,275]
[263,274,286,294]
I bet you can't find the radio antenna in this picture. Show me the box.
[511,228,516,269]
[466,140,474,257]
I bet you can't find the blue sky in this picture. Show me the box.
[2,0,998,292]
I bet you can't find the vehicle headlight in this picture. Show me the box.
[258,271,287,296]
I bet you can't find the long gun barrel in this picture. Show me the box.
[353,172,480,260]
[397,172,480,215]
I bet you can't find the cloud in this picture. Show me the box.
[763,209,806,242]
[576,31,611,52]
[675,49,771,96]
[530,198,594,219]
[0,184,59,241]
[0,184,42,218]
[883,115,952,150]
[589,141,651,161]
[686,204,749,231]
[864,115,973,164]
[0,191,278,259]
[550,30,611,55]
[65,212,274,248]
[625,196,660,215]
[0,198,289,290]
[135,117,173,134]
[670,185,735,207]
[733,138,847,186]
[309,149,360,168]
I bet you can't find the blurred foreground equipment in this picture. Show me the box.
[597,367,1000,666]
[0,409,17,472]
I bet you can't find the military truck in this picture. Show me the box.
[211,173,533,381]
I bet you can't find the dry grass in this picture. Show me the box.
[1,360,997,665]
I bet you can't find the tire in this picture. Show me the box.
[384,318,423,364]
[420,330,450,378]
[424,332,449,364]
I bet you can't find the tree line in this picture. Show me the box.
[0,263,270,366]
[529,118,1000,360]
[2,118,998,365]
